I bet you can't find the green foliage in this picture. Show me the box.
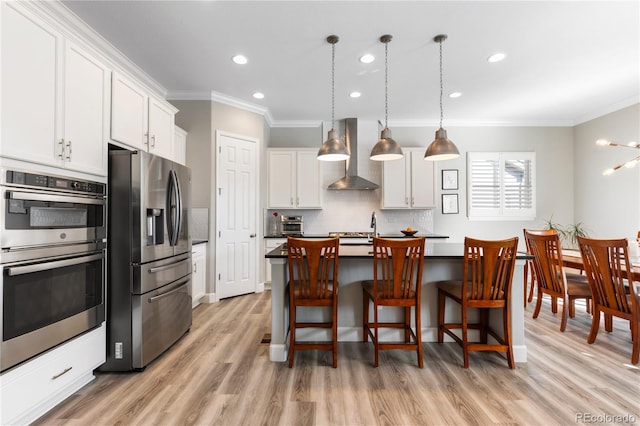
[543,215,589,249]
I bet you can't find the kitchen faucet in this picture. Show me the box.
[369,211,377,241]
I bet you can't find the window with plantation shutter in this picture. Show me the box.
[467,152,535,220]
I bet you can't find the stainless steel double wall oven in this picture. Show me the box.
[0,167,106,372]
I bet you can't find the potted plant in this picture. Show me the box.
[543,216,589,250]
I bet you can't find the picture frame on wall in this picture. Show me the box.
[442,194,459,214]
[442,169,458,190]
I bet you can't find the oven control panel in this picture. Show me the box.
[5,170,105,195]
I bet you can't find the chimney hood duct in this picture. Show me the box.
[327,118,379,190]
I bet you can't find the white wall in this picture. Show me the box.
[573,104,640,241]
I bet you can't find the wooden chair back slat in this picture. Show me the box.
[372,238,425,300]
[524,231,566,297]
[464,237,518,302]
[287,237,339,300]
[578,237,636,314]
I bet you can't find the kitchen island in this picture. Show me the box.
[266,241,531,364]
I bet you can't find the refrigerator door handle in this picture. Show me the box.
[174,170,183,242]
[167,170,179,246]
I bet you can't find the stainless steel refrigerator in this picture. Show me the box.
[102,148,192,371]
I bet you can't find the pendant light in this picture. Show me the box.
[425,34,460,161]
[317,35,350,162]
[370,34,403,161]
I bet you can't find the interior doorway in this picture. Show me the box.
[215,131,258,299]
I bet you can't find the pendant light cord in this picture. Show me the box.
[439,38,444,129]
[331,40,335,130]
[384,40,389,129]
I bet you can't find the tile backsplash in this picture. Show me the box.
[191,208,209,240]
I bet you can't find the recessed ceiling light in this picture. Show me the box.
[349,91,361,98]
[360,54,375,64]
[252,92,264,99]
[449,92,462,98]
[487,52,506,63]
[232,55,248,65]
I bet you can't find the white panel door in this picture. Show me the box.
[217,133,257,299]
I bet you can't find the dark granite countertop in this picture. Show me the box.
[264,233,449,239]
[193,239,208,245]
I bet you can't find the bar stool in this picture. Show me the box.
[361,237,426,368]
[286,237,340,368]
[436,237,519,368]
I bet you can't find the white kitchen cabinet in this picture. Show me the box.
[381,148,435,209]
[192,243,207,308]
[1,3,109,176]
[0,325,106,425]
[174,126,187,166]
[111,72,177,160]
[265,238,286,284]
[267,149,322,209]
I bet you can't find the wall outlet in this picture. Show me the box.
[115,342,123,359]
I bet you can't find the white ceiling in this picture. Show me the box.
[62,0,639,126]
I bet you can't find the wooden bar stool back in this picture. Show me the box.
[577,236,639,364]
[361,237,426,368]
[524,230,592,331]
[436,237,519,368]
[287,237,340,368]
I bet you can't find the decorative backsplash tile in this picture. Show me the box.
[191,208,209,240]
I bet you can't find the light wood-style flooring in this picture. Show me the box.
[35,291,640,425]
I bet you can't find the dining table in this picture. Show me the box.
[561,248,640,282]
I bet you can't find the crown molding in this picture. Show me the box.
[270,120,323,128]
[34,1,167,98]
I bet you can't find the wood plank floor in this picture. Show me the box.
[35,292,640,425]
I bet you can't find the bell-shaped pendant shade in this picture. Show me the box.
[317,128,350,161]
[370,127,403,161]
[424,128,459,161]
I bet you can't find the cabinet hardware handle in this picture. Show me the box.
[193,262,197,273]
[411,197,414,205]
[296,197,299,205]
[250,234,256,238]
[65,140,72,161]
[290,197,293,206]
[144,132,149,147]
[405,197,409,205]
[151,135,156,147]
[51,366,72,380]
[58,139,65,159]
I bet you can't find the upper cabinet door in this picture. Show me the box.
[409,151,435,208]
[382,156,409,208]
[148,96,175,160]
[111,72,148,150]
[63,42,110,176]
[1,2,62,166]
[267,150,296,208]
[295,150,322,208]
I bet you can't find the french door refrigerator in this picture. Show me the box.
[102,149,192,371]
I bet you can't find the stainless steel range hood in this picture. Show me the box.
[327,118,379,190]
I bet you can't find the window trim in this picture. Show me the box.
[467,151,536,221]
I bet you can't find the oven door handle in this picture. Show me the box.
[6,253,104,276]
[9,191,105,206]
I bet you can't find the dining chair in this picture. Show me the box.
[577,236,639,364]
[523,228,557,307]
[524,230,592,331]
[287,237,340,368]
[361,237,426,368]
[436,237,519,369]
